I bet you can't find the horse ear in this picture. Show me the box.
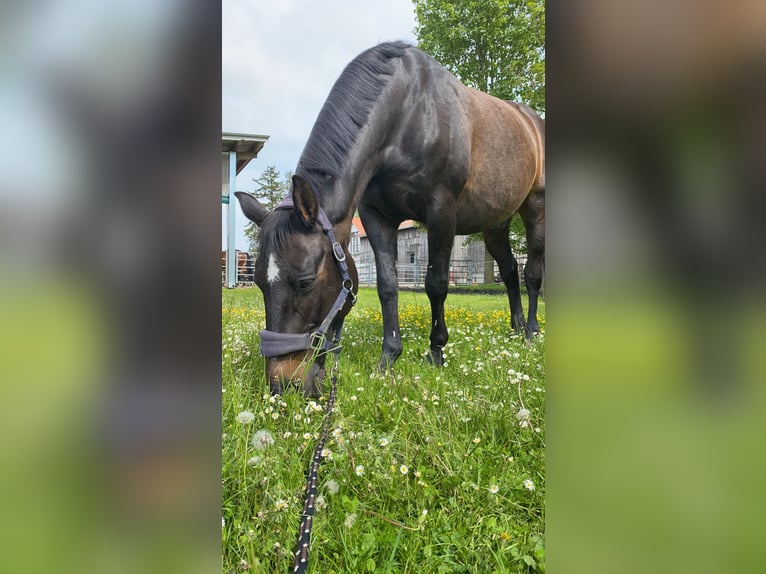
[234,192,270,226]
[292,175,319,227]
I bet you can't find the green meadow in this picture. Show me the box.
[223,287,545,573]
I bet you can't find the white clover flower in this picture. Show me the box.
[251,429,274,450]
[326,479,339,495]
[355,465,365,476]
[516,408,531,421]
[344,512,357,528]
[247,456,261,466]
[236,410,255,424]
[315,495,327,511]
[523,479,535,491]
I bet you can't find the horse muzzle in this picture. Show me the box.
[266,355,326,398]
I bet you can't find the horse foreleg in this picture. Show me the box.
[425,205,456,366]
[520,188,545,337]
[483,222,527,333]
[359,204,402,371]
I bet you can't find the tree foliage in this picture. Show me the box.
[414,0,545,114]
[243,166,291,253]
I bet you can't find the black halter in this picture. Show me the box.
[258,194,356,360]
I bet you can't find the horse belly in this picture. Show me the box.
[456,162,536,234]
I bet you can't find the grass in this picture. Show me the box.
[222,287,545,573]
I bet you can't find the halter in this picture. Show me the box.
[259,194,356,360]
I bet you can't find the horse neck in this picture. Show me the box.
[320,99,397,227]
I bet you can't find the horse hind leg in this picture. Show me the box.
[483,222,526,334]
[519,188,545,337]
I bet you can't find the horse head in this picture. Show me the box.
[235,175,357,397]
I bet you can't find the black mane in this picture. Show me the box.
[297,42,411,187]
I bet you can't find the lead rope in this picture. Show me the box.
[291,340,342,574]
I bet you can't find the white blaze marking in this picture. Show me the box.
[266,254,281,284]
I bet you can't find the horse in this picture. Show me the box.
[221,249,252,283]
[236,42,544,396]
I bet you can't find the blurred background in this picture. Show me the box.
[1,0,765,572]
[547,1,766,572]
[0,1,220,572]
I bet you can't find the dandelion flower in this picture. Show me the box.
[523,479,535,491]
[355,465,365,476]
[400,464,409,475]
[236,410,255,424]
[489,484,499,494]
[251,429,274,450]
[326,479,339,495]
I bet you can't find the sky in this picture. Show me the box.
[222,0,418,250]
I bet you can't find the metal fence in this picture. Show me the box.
[223,252,526,287]
[353,254,525,288]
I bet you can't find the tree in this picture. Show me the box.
[414,0,545,114]
[243,166,291,253]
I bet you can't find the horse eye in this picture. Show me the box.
[297,277,315,292]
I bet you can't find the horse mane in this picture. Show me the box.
[297,41,411,186]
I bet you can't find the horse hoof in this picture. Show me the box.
[426,348,444,366]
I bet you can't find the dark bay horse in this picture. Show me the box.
[236,42,544,395]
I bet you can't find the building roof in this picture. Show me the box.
[222,132,270,174]
[351,218,418,238]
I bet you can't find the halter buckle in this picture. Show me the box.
[308,332,324,351]
[331,242,346,262]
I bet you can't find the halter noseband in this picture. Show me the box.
[258,194,356,359]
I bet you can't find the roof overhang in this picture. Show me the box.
[222,132,270,174]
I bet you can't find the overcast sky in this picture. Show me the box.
[222,1,418,249]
